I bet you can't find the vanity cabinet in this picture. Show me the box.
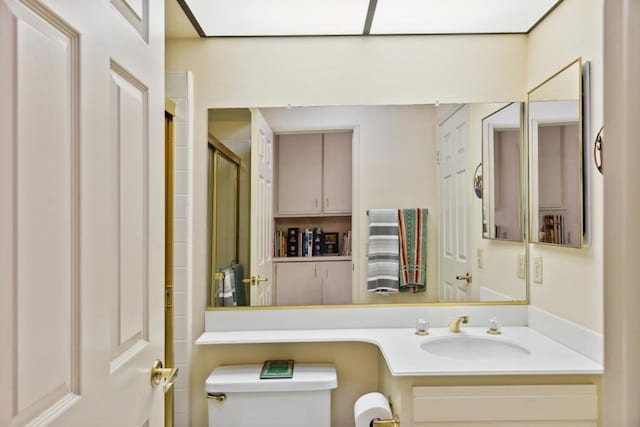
[276,132,352,216]
[275,259,352,306]
[411,385,598,426]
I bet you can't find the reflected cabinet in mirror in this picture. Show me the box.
[528,58,584,248]
[482,103,524,242]
[207,104,529,309]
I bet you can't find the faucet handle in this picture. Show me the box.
[487,317,501,335]
[415,318,429,336]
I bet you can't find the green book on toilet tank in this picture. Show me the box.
[260,360,294,379]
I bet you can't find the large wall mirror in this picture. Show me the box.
[206,104,529,309]
[528,58,584,248]
[482,103,525,242]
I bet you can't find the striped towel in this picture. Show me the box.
[398,208,428,293]
[367,209,400,293]
[216,266,237,307]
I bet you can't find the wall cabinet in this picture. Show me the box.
[322,132,352,214]
[275,259,352,306]
[277,132,352,215]
[277,133,323,215]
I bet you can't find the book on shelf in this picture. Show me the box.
[313,228,322,256]
[322,232,339,255]
[287,227,299,257]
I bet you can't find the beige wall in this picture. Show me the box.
[166,35,526,108]
[526,0,604,332]
[164,8,604,423]
[191,342,378,427]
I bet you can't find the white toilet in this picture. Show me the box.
[205,363,338,427]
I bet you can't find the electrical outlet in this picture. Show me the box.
[477,248,484,269]
[533,256,543,284]
[517,254,526,279]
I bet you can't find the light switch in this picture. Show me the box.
[477,248,484,269]
[517,254,526,279]
[533,256,543,284]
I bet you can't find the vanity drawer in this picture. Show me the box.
[413,384,597,426]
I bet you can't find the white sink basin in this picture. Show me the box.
[420,335,530,360]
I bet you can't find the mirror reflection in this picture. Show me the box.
[528,59,583,248]
[207,104,529,308]
[482,103,524,242]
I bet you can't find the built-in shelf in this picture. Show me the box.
[273,256,351,263]
[274,213,352,219]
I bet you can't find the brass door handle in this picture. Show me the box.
[455,273,472,283]
[151,359,179,392]
[242,276,269,286]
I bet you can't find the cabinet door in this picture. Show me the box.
[320,261,352,305]
[275,262,321,306]
[277,133,323,215]
[323,132,352,213]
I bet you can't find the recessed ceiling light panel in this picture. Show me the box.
[371,0,560,34]
[185,0,370,36]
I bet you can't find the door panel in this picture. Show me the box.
[323,132,352,213]
[321,261,352,305]
[438,106,471,302]
[0,0,164,425]
[277,133,322,215]
[250,109,274,306]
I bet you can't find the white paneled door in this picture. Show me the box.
[249,109,274,306]
[437,106,472,302]
[0,0,165,425]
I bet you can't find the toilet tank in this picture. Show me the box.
[205,363,337,427]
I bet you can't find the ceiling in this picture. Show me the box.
[166,0,563,39]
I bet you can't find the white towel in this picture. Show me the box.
[367,209,400,293]
[216,267,237,306]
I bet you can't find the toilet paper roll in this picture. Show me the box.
[354,392,393,427]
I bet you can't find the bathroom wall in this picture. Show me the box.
[192,342,379,427]
[261,105,438,304]
[526,0,604,332]
[166,33,528,425]
[166,71,195,427]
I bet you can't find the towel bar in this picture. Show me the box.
[213,272,225,281]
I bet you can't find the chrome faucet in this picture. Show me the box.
[449,315,469,332]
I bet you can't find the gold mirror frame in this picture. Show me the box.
[481,102,526,243]
[527,58,584,249]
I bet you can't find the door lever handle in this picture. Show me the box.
[151,359,179,392]
[242,276,269,286]
[455,273,472,283]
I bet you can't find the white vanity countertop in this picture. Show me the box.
[196,326,603,376]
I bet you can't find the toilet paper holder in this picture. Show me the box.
[372,397,400,427]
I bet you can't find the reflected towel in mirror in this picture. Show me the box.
[216,266,237,306]
[398,208,428,293]
[367,209,400,293]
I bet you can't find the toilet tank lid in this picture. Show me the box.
[205,363,338,393]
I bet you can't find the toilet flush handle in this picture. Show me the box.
[207,393,227,403]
